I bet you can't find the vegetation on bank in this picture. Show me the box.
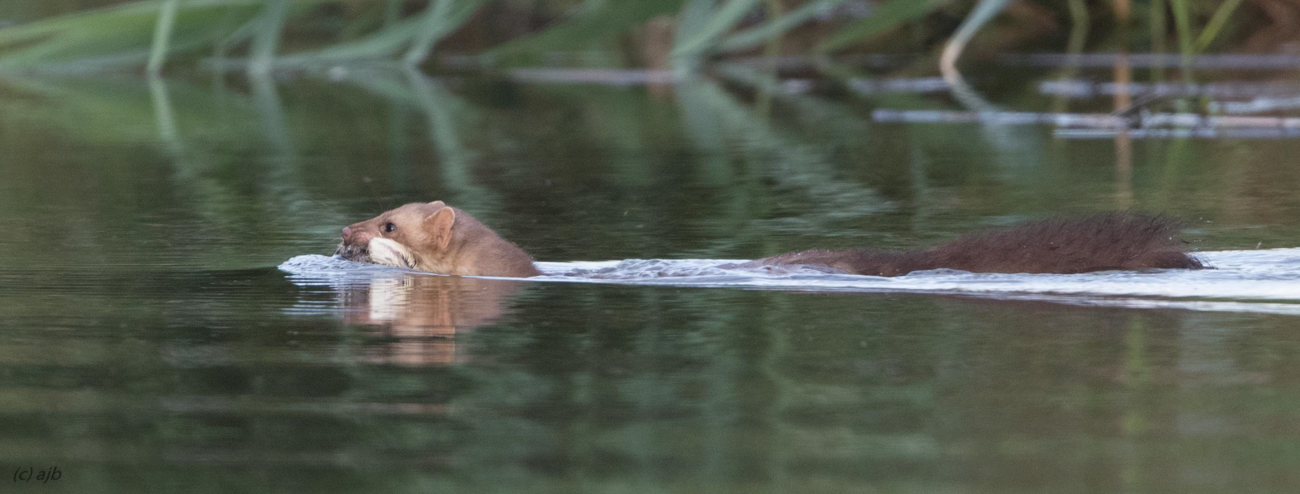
[0,0,1267,75]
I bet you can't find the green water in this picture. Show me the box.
[4,69,1300,493]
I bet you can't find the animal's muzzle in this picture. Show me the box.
[336,241,370,263]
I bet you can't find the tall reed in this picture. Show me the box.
[0,0,1259,76]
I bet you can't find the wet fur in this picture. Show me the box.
[339,201,541,278]
[747,212,1203,276]
[341,205,1203,278]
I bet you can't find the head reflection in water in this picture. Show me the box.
[338,274,525,367]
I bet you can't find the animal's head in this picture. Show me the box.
[337,201,458,269]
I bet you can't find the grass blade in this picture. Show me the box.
[938,0,1010,73]
[146,0,180,74]
[672,0,764,59]
[290,17,422,61]
[716,0,851,54]
[816,0,951,53]
[1169,0,1195,81]
[404,0,488,66]
[248,0,289,75]
[491,0,685,60]
[1194,0,1245,52]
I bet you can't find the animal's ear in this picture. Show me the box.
[428,200,446,208]
[425,207,456,250]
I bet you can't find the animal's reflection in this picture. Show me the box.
[338,274,525,367]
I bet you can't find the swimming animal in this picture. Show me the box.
[338,201,540,278]
[338,203,1202,277]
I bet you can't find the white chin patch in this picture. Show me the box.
[368,238,417,269]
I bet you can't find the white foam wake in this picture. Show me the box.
[279,248,1300,315]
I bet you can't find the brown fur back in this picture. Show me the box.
[752,212,1204,276]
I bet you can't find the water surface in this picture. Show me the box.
[286,247,1300,314]
[4,67,1300,492]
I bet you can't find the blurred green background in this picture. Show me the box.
[5,2,1300,494]
[0,0,1275,74]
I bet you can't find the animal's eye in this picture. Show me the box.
[383,222,397,233]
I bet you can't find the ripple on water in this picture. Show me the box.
[279,248,1300,314]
